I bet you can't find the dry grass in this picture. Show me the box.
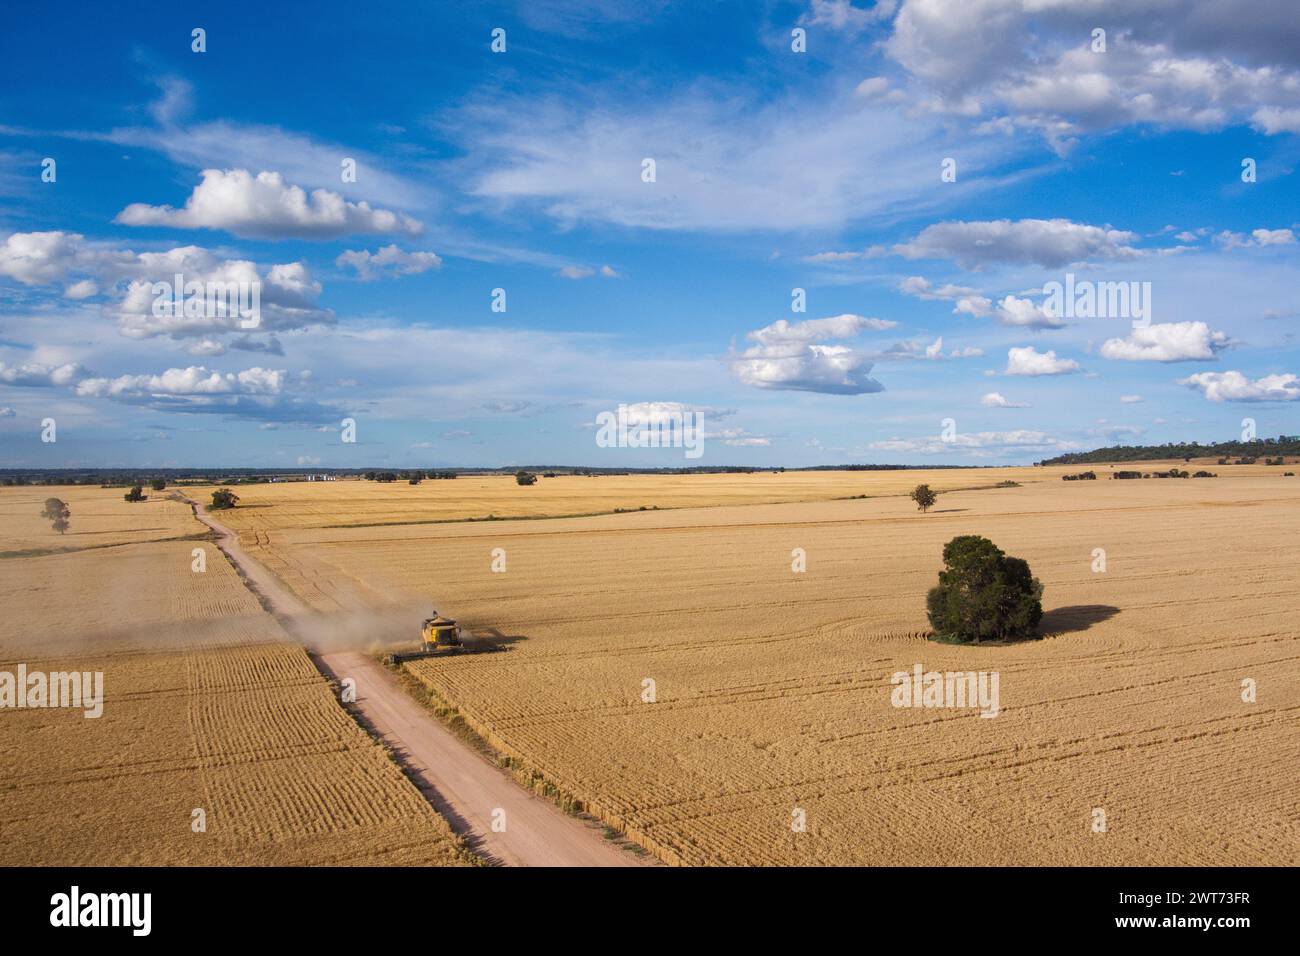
[0,489,471,866]
[228,469,1300,865]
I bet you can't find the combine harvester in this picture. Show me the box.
[385,613,497,664]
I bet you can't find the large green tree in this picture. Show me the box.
[210,488,240,510]
[926,535,1044,643]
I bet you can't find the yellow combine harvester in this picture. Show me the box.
[384,611,482,665]
[419,614,464,654]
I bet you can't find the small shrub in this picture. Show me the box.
[124,485,147,502]
[516,471,538,486]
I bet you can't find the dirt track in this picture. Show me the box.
[187,498,645,867]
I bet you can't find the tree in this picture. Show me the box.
[210,488,240,510]
[516,471,538,486]
[926,535,1043,643]
[408,473,423,485]
[910,484,938,513]
[41,497,70,535]
[150,478,167,491]
[124,485,147,502]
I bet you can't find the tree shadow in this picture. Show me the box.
[1040,604,1120,636]
[929,508,969,514]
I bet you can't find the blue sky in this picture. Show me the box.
[1,0,1298,468]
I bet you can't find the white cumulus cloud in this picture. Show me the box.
[0,361,89,387]
[1100,321,1229,362]
[1179,370,1300,402]
[76,365,286,398]
[884,0,1300,151]
[115,169,423,239]
[996,294,1065,329]
[981,391,1029,408]
[0,231,334,340]
[1005,346,1080,376]
[732,315,893,394]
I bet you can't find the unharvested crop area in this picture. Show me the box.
[0,488,470,865]
[236,469,1300,865]
[188,466,1051,531]
[190,459,1288,532]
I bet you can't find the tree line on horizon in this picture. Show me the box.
[1040,435,1299,466]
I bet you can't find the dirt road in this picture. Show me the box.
[186,497,646,867]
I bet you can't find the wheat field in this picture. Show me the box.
[0,489,471,866]
[186,459,1289,532]
[0,485,203,555]
[4,469,1296,866]
[225,469,1300,865]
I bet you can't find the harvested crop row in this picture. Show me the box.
[0,489,472,866]
[283,475,1300,866]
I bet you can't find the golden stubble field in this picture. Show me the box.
[186,465,1068,531]
[226,467,1300,865]
[0,487,470,865]
[187,458,1291,533]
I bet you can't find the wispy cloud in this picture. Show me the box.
[336,245,442,280]
[455,85,1019,232]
